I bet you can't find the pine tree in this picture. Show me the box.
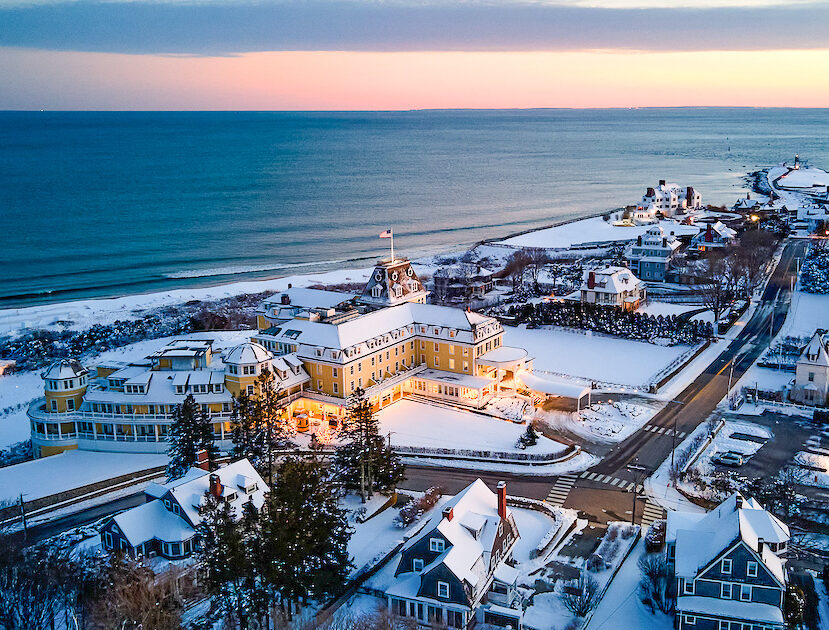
[259,454,352,620]
[230,391,268,475]
[252,367,295,487]
[166,393,218,481]
[335,387,404,502]
[197,491,257,629]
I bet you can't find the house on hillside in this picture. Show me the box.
[667,492,790,630]
[579,266,646,311]
[790,331,829,406]
[432,264,496,305]
[733,196,762,212]
[625,225,683,281]
[381,479,523,629]
[690,221,738,252]
[100,457,266,560]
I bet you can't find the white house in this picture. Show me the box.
[668,492,789,630]
[690,221,738,252]
[625,225,683,281]
[381,479,522,629]
[791,332,829,406]
[579,266,646,311]
[100,458,267,560]
[641,181,702,216]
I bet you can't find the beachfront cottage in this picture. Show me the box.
[579,266,646,311]
[690,221,738,252]
[641,180,702,216]
[790,331,829,407]
[625,225,683,281]
[382,480,523,629]
[667,493,789,630]
[100,457,266,560]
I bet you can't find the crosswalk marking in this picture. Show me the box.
[642,424,685,438]
[610,478,622,487]
[545,474,579,507]
[640,500,666,528]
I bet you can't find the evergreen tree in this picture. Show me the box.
[197,491,257,629]
[252,367,295,487]
[230,390,268,475]
[259,454,352,620]
[166,393,218,481]
[335,388,404,502]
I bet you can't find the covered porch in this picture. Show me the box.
[477,346,533,394]
[408,368,497,409]
[515,370,591,411]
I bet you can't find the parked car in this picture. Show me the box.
[713,451,744,467]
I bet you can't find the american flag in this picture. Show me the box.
[379,229,392,238]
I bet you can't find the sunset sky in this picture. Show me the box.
[1,0,828,109]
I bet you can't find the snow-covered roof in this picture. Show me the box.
[224,341,273,365]
[669,492,789,584]
[798,332,829,367]
[399,479,518,588]
[86,367,230,405]
[417,368,495,390]
[581,266,643,294]
[478,346,529,366]
[516,370,589,400]
[42,358,88,380]
[733,197,761,210]
[434,263,494,280]
[111,499,195,547]
[256,302,501,363]
[262,287,357,310]
[677,596,784,625]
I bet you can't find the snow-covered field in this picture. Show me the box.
[0,450,167,503]
[504,326,689,388]
[502,216,699,249]
[780,289,829,338]
[0,330,255,451]
[538,401,657,444]
[638,302,703,319]
[774,166,829,190]
[378,399,567,455]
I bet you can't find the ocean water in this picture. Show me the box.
[2,108,828,309]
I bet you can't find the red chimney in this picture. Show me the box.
[195,449,209,471]
[443,506,454,522]
[209,474,223,500]
[497,481,507,520]
[705,224,714,242]
[587,271,596,289]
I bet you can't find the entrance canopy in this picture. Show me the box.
[516,370,590,401]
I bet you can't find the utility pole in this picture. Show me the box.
[668,400,685,470]
[19,493,27,541]
[626,462,648,525]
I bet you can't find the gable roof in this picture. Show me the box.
[402,479,518,588]
[670,492,789,584]
[581,266,643,294]
[111,499,195,547]
[799,332,829,367]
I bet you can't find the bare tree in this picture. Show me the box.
[694,249,735,328]
[503,249,532,294]
[638,554,672,614]
[731,230,778,298]
[560,571,600,617]
[524,248,552,294]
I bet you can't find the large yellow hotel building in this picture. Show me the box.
[28,258,533,458]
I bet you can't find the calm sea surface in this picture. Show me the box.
[2,108,828,309]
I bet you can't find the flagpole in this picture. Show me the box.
[390,230,395,263]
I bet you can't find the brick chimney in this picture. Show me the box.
[209,473,223,500]
[195,449,210,471]
[281,293,291,305]
[442,506,454,522]
[659,179,666,187]
[587,271,596,289]
[497,481,507,520]
[757,537,764,554]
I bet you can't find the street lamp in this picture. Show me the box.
[626,460,650,525]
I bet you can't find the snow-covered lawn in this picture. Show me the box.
[776,166,829,190]
[638,302,702,319]
[485,397,530,422]
[503,326,689,388]
[501,216,699,249]
[537,401,657,444]
[378,399,568,455]
[0,450,167,503]
[780,289,829,338]
[585,539,673,630]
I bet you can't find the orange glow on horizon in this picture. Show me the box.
[2,47,829,110]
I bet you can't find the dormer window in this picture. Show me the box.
[429,538,445,553]
[413,558,424,572]
[371,285,383,298]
